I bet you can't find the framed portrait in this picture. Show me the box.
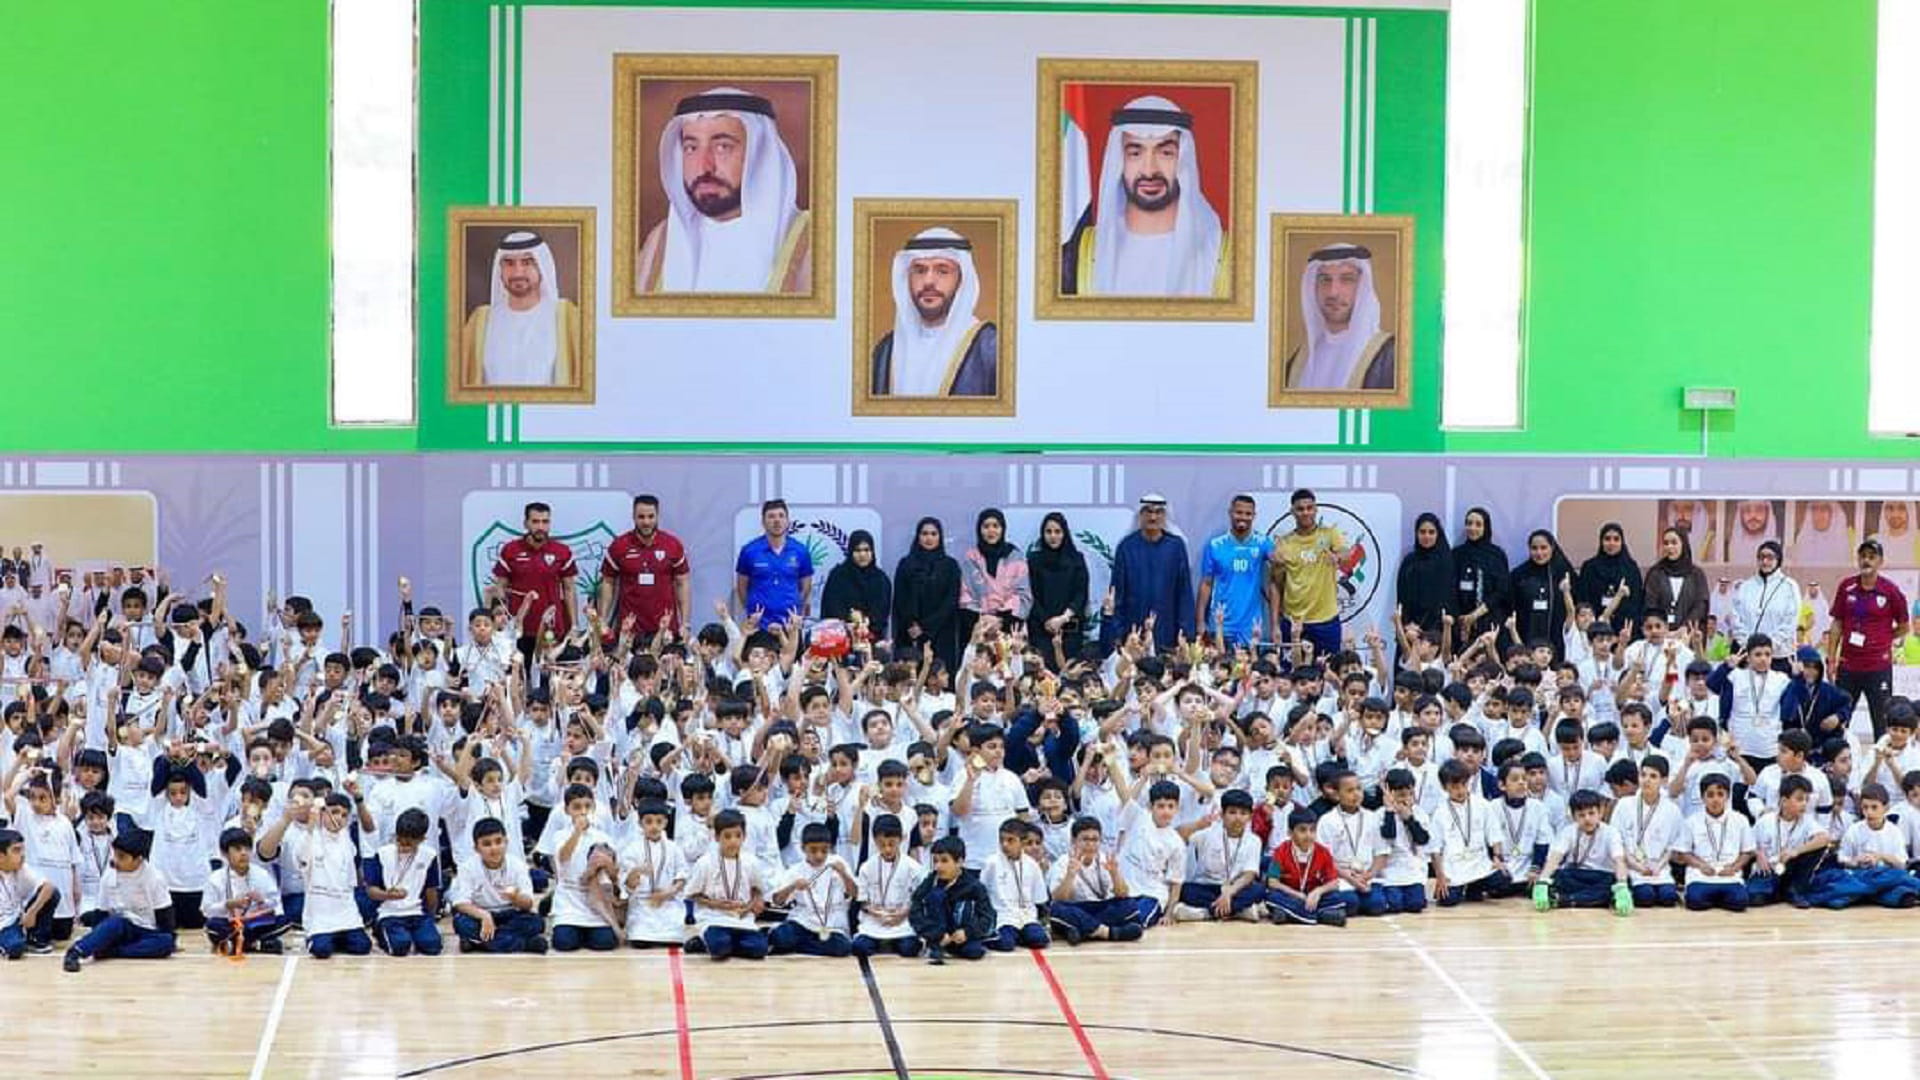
[851,199,1017,418]
[1867,500,1920,567]
[1035,58,1257,321]
[1655,499,1719,563]
[445,206,596,405]
[1720,498,1785,562]
[611,53,836,318]
[1789,499,1859,568]
[1268,213,1414,409]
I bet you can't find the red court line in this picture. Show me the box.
[1032,949,1112,1080]
[668,945,696,1080]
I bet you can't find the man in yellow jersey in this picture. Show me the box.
[1273,488,1356,663]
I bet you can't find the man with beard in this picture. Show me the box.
[491,502,580,663]
[1284,242,1396,391]
[636,87,811,294]
[1060,95,1227,297]
[460,231,580,386]
[869,227,998,397]
[1826,540,1910,741]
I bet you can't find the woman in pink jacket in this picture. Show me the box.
[960,508,1031,641]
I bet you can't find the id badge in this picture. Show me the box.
[1533,599,1549,611]
[1848,631,1866,648]
[638,572,656,586]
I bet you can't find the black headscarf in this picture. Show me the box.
[820,529,891,637]
[1757,539,1784,580]
[1510,529,1574,654]
[1396,512,1454,634]
[893,517,962,668]
[1575,521,1643,626]
[1451,506,1511,624]
[975,508,1015,577]
[1027,511,1090,636]
[1652,526,1699,576]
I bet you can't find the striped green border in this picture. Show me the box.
[418,2,1446,454]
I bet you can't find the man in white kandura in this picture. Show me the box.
[1285,242,1396,392]
[869,227,998,398]
[1061,95,1226,298]
[636,87,812,294]
[461,231,580,387]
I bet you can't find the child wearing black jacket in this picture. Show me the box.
[910,836,994,963]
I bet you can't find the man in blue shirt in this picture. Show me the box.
[1104,493,1194,651]
[734,499,813,624]
[1197,494,1280,646]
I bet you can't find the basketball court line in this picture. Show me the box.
[668,945,696,1080]
[1031,949,1112,1080]
[1387,920,1553,1080]
[1679,999,1782,1080]
[247,955,300,1080]
[855,954,913,1080]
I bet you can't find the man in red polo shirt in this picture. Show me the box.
[1825,538,1910,740]
[598,494,690,639]
[491,501,578,659]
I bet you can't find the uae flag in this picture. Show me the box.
[1061,82,1094,238]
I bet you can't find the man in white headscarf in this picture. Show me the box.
[460,231,579,387]
[869,227,997,398]
[1060,95,1226,297]
[1792,500,1854,566]
[1870,500,1919,565]
[1284,242,1396,391]
[636,87,811,294]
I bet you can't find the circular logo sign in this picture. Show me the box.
[1265,501,1383,624]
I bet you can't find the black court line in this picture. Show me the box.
[855,954,912,1080]
[397,1017,1418,1077]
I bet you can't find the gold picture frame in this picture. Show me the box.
[1034,57,1257,321]
[1268,213,1414,410]
[611,52,837,318]
[445,205,597,405]
[851,198,1018,418]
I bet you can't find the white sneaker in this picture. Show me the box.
[1233,903,1265,923]
[1169,902,1209,923]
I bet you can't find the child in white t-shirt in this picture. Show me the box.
[686,809,773,960]
[768,822,857,957]
[1678,775,1755,912]
[1534,789,1632,915]
[981,819,1049,948]
[851,813,926,958]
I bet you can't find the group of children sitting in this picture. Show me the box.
[4,568,1920,974]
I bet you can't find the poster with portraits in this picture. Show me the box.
[428,4,1441,440]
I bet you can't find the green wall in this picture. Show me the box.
[1,1,1903,458]
[1452,0,1894,459]
[0,0,408,453]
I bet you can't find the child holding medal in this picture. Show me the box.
[768,822,857,957]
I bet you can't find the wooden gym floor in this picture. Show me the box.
[12,906,1920,1079]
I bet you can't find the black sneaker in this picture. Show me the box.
[458,938,481,954]
[1317,908,1347,927]
[62,951,82,973]
[27,941,53,955]
[927,947,946,966]
[522,935,549,954]
[257,939,284,955]
[1049,918,1083,946]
